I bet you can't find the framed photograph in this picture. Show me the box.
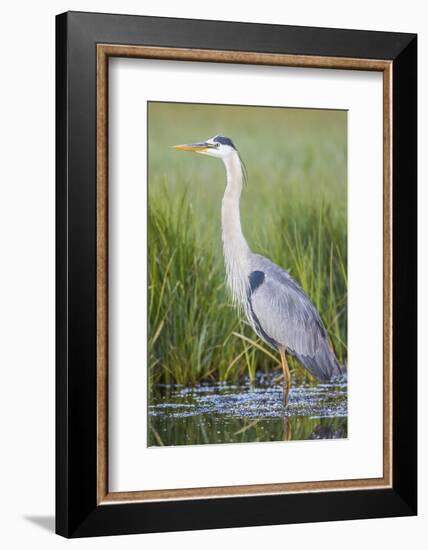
[56,11,417,538]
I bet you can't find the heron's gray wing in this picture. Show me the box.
[249,255,342,381]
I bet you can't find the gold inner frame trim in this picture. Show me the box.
[96,44,393,505]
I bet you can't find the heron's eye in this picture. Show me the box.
[214,143,220,149]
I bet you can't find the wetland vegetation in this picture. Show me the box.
[147,102,347,444]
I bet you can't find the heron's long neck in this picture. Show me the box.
[221,153,250,305]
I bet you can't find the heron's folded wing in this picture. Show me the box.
[249,264,343,381]
[250,269,326,358]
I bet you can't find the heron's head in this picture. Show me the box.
[174,135,237,160]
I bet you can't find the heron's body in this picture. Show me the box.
[175,135,342,403]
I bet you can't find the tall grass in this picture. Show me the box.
[148,103,347,391]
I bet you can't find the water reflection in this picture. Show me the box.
[148,381,347,446]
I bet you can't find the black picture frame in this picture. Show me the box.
[56,11,417,538]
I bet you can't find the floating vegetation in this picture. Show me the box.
[148,380,347,446]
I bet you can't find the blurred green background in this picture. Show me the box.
[147,102,347,392]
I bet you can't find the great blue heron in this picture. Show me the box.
[174,135,342,405]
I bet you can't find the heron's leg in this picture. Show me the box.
[279,346,291,406]
[283,415,292,441]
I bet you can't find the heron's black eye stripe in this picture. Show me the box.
[213,135,237,149]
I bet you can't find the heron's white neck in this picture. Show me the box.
[221,152,251,306]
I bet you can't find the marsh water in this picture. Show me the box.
[148,379,347,446]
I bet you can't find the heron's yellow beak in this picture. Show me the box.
[174,142,211,153]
